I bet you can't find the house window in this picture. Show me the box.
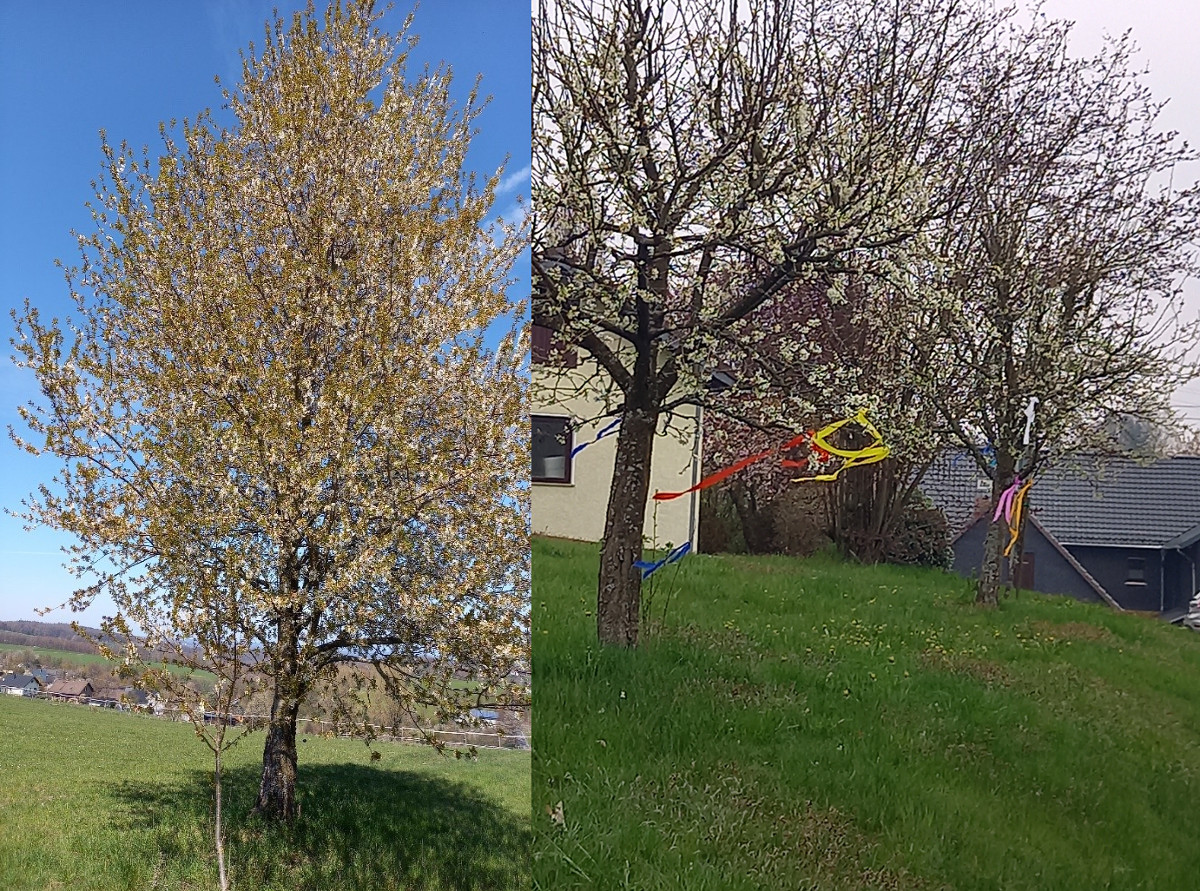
[532,325,578,368]
[532,415,573,483]
[1126,557,1146,586]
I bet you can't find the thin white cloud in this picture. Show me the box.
[497,164,531,197]
[484,201,530,248]
[496,201,528,225]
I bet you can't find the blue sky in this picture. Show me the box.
[0,2,529,626]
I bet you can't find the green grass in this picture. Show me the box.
[0,695,530,890]
[532,536,1200,890]
[0,641,217,683]
[0,641,122,666]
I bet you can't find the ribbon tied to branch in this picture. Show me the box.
[652,409,890,501]
[993,475,1035,557]
[790,409,890,483]
[1023,396,1039,446]
[634,541,691,579]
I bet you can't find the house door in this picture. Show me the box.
[1016,552,1035,590]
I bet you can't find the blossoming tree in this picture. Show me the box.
[534,0,994,646]
[10,0,529,822]
[702,277,951,562]
[911,14,1200,604]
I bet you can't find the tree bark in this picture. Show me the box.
[729,480,774,555]
[214,745,229,891]
[597,407,657,647]
[251,690,301,821]
[1009,490,1032,595]
[977,451,1016,606]
[835,468,877,562]
[976,516,1007,606]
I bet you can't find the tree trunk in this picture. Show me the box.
[977,452,1016,606]
[835,468,873,562]
[730,481,774,555]
[251,691,301,821]
[833,474,853,560]
[214,744,229,891]
[976,516,1007,606]
[860,465,888,564]
[597,408,657,647]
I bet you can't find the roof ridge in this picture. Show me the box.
[1029,515,1123,611]
[925,451,1200,548]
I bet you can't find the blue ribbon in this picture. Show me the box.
[951,443,996,470]
[634,541,691,580]
[570,417,621,458]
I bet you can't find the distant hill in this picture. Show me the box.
[0,619,530,686]
[0,620,108,656]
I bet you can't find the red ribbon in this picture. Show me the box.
[652,432,809,501]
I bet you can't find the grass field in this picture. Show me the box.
[0,694,530,890]
[0,641,217,683]
[532,536,1200,890]
[0,641,124,667]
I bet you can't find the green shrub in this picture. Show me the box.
[884,499,952,569]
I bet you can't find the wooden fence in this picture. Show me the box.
[22,690,529,750]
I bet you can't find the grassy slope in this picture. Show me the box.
[532,536,1200,890]
[0,641,127,667]
[0,695,530,891]
[0,641,217,683]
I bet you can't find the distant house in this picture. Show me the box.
[923,453,1200,617]
[45,679,95,701]
[89,688,118,707]
[146,691,168,715]
[90,687,147,710]
[0,673,43,697]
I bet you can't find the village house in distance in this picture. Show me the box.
[0,672,43,697]
[0,638,531,746]
[923,453,1200,620]
[0,671,151,709]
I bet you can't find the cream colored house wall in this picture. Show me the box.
[532,361,702,551]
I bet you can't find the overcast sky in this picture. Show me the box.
[1038,0,1200,422]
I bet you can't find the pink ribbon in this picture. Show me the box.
[992,476,1023,524]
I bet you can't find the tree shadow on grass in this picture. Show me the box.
[106,761,530,891]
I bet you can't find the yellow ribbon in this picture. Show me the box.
[1002,477,1035,557]
[792,409,891,483]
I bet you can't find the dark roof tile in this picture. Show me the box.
[0,673,39,687]
[923,453,1200,548]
